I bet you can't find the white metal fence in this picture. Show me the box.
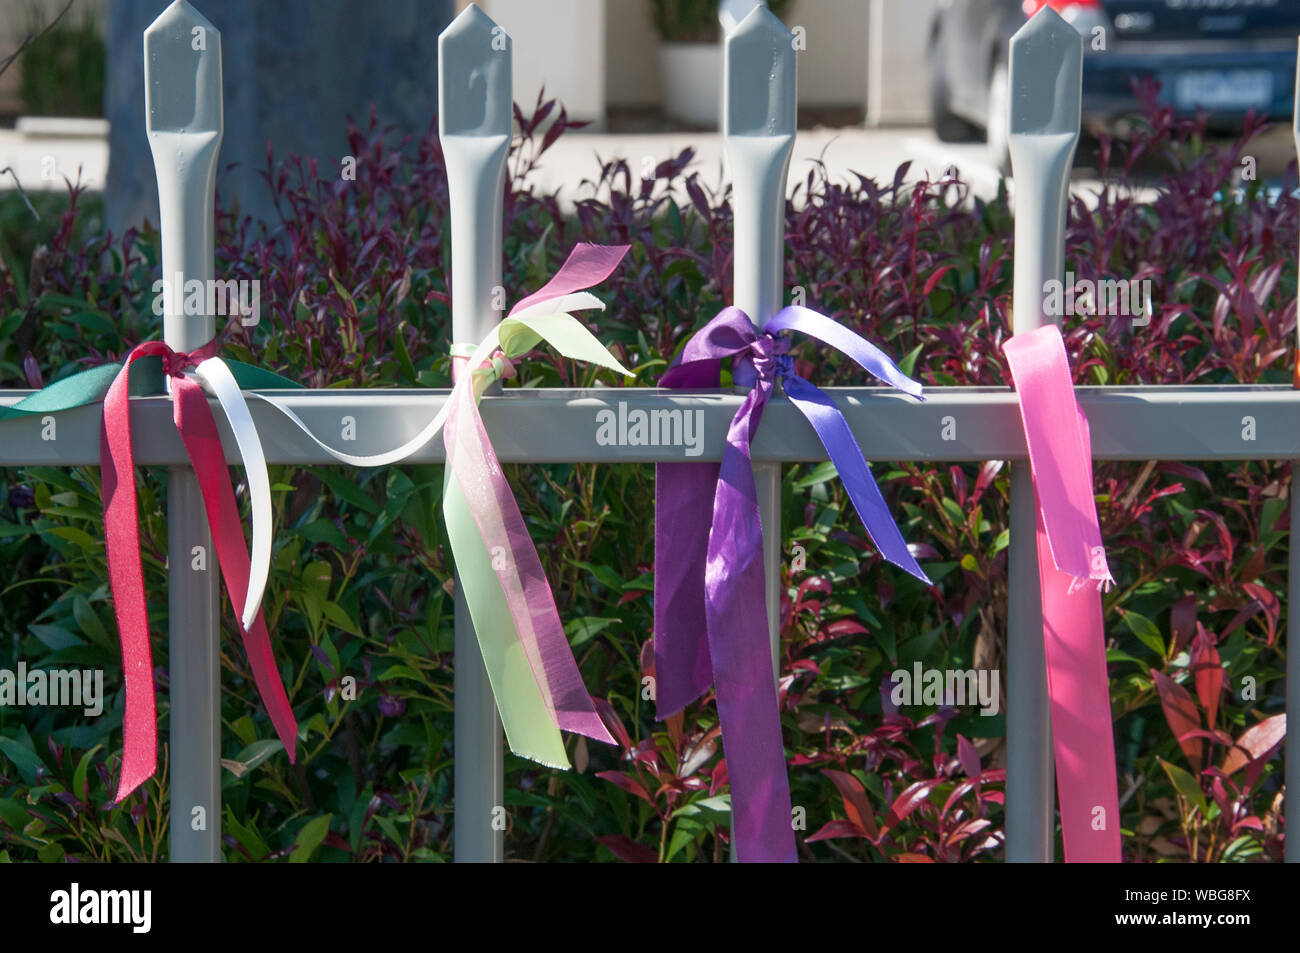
[0,0,1296,863]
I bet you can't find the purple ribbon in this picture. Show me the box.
[654,306,929,862]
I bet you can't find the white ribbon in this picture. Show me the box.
[194,357,274,631]
[224,294,620,627]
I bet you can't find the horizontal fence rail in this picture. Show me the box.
[4,385,1300,465]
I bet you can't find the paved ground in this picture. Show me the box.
[520,126,1015,208]
[2,119,1292,211]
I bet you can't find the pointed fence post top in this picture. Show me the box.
[1008,6,1081,138]
[723,4,796,138]
[439,3,512,139]
[144,0,222,138]
[1292,37,1300,141]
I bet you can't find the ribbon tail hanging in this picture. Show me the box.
[99,353,159,801]
[653,356,729,718]
[1005,324,1120,863]
[780,374,929,583]
[445,371,614,749]
[194,356,274,631]
[170,374,299,760]
[703,383,797,863]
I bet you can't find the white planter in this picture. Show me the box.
[659,41,723,127]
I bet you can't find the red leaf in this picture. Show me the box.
[1190,626,1223,727]
[591,697,632,750]
[822,769,879,841]
[944,817,992,849]
[1221,714,1286,776]
[823,618,869,639]
[895,852,936,863]
[1240,582,1280,645]
[957,734,982,780]
[1151,669,1202,773]
[807,819,872,843]
[1169,594,1197,656]
[596,770,655,805]
[923,264,955,296]
[882,779,940,832]
[595,835,658,863]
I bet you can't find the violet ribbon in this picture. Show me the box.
[1003,324,1120,862]
[655,305,929,862]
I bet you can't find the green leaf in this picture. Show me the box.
[793,461,839,489]
[1158,757,1208,817]
[28,624,82,651]
[897,343,924,380]
[72,596,112,649]
[570,560,628,593]
[290,814,333,863]
[73,745,102,803]
[1119,608,1165,657]
[308,468,381,515]
[42,526,101,551]
[222,739,285,779]
[565,616,621,647]
[394,320,418,385]
[0,797,29,833]
[297,518,349,550]
[0,736,47,784]
[224,808,271,862]
[322,601,362,636]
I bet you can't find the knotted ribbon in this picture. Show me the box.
[1003,323,1120,863]
[1,343,303,800]
[655,305,929,862]
[251,243,632,765]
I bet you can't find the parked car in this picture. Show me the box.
[929,0,1300,171]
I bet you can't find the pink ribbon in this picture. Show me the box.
[444,243,632,746]
[101,340,297,801]
[1004,324,1120,863]
[445,357,613,742]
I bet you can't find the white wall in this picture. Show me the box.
[482,0,607,124]
[605,0,869,109]
[867,0,938,125]
[466,0,942,123]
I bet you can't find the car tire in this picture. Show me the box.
[930,51,980,142]
[985,56,1012,176]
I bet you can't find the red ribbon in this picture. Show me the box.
[101,340,297,800]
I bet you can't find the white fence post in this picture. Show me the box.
[1005,7,1082,863]
[439,2,511,864]
[723,5,796,858]
[144,0,225,863]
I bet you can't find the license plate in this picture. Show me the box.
[1173,69,1272,111]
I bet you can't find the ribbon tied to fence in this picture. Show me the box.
[1003,323,1120,863]
[654,305,930,862]
[0,340,306,800]
[254,243,633,766]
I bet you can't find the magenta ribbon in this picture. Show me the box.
[1003,324,1120,863]
[655,306,928,862]
[101,339,297,801]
